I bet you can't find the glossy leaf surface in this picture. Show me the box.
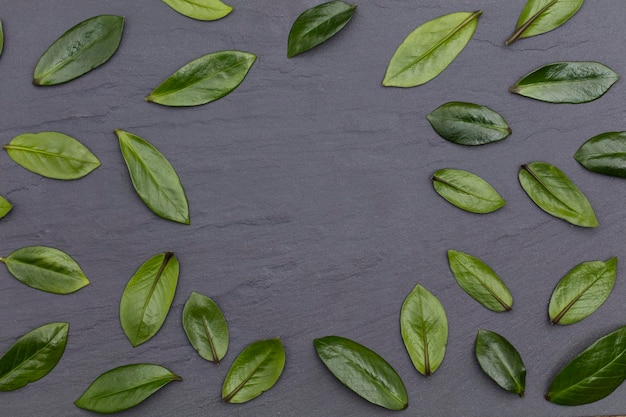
[549,257,617,325]
[546,326,626,405]
[120,252,179,347]
[427,102,511,146]
[574,131,626,178]
[0,322,68,391]
[161,0,232,21]
[4,132,100,180]
[510,62,619,104]
[476,329,526,396]
[182,291,229,363]
[447,250,513,312]
[1,246,89,294]
[222,338,285,403]
[0,195,11,219]
[400,284,448,376]
[432,169,505,213]
[146,50,256,107]
[75,363,181,413]
[506,0,584,45]
[33,15,124,85]
[314,335,408,410]
[116,129,189,224]
[383,11,481,87]
[287,0,356,58]
[519,161,597,227]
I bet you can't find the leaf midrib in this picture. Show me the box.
[294,6,354,43]
[455,255,511,310]
[432,175,500,203]
[4,145,98,165]
[5,257,83,283]
[135,253,174,342]
[81,375,177,402]
[520,165,580,215]
[431,116,510,133]
[223,347,274,402]
[516,73,618,90]
[551,264,608,324]
[168,0,230,12]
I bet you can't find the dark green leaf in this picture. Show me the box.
[383,11,481,88]
[0,322,68,391]
[222,338,285,403]
[432,169,505,213]
[116,129,190,224]
[447,250,513,312]
[400,284,448,376]
[314,335,408,410]
[4,132,100,180]
[75,363,181,413]
[287,0,356,58]
[146,50,256,107]
[427,102,511,146]
[574,131,626,178]
[33,15,124,86]
[519,161,597,227]
[506,0,584,45]
[182,291,229,363]
[549,257,617,325]
[0,246,89,294]
[510,62,619,104]
[161,0,232,21]
[546,326,626,405]
[0,195,11,219]
[476,329,526,396]
[120,252,179,347]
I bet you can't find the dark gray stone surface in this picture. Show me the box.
[1,1,625,415]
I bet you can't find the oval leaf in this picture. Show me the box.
[0,246,89,294]
[4,132,100,180]
[287,1,356,58]
[383,11,481,88]
[427,102,511,146]
[400,284,448,376]
[33,15,124,86]
[183,291,229,363]
[549,257,617,325]
[546,326,626,405]
[0,322,68,391]
[0,195,12,219]
[432,168,505,213]
[476,329,526,396]
[574,131,626,177]
[116,129,190,224]
[222,338,285,403]
[314,335,408,410]
[146,50,256,107]
[75,363,181,413]
[506,0,584,45]
[519,161,597,227]
[120,252,179,347]
[161,0,232,21]
[510,61,619,104]
[447,250,513,312]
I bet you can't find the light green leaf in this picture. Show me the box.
[476,329,526,396]
[432,168,505,213]
[506,0,584,45]
[183,291,229,363]
[574,131,626,178]
[0,195,12,219]
[161,0,232,21]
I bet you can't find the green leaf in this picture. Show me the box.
[400,284,448,376]
[549,257,617,325]
[314,335,408,410]
[506,0,584,45]
[427,102,511,146]
[4,132,100,180]
[546,326,626,405]
[519,161,598,227]
[120,252,179,347]
[182,291,229,363]
[0,195,12,219]
[116,129,190,224]
[0,246,89,294]
[33,15,124,86]
[75,363,181,413]
[222,338,285,403]
[161,0,232,21]
[447,250,513,312]
[0,20,4,58]
[574,131,626,178]
[0,322,68,391]
[383,11,481,88]
[510,61,619,104]
[475,329,526,396]
[287,1,356,58]
[146,50,256,107]
[432,168,505,213]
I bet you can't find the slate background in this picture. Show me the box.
[1,1,626,416]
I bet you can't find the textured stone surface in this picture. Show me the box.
[1,1,625,416]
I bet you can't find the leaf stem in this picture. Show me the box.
[0,257,6,264]
[505,0,557,46]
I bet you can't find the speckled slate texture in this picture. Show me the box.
[1,1,625,416]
